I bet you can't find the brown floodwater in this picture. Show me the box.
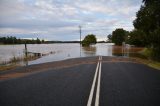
[0,43,145,65]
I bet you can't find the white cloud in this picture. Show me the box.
[0,0,142,41]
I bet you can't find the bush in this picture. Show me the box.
[82,34,97,47]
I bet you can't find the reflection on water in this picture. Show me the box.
[0,43,145,65]
[112,45,145,58]
[82,46,96,56]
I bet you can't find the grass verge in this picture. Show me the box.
[0,64,21,71]
[132,48,160,70]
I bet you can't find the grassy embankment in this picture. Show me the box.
[0,64,21,71]
[0,55,39,71]
[112,46,160,70]
[137,48,160,70]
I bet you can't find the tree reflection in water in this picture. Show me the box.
[82,46,96,57]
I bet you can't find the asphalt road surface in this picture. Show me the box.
[0,56,160,106]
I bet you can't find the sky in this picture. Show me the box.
[0,0,142,41]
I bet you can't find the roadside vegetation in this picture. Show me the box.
[108,0,160,62]
[0,54,41,71]
[0,64,21,71]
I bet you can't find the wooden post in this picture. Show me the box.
[25,43,28,57]
[122,42,125,56]
[24,42,28,66]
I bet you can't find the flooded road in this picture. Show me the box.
[0,43,144,65]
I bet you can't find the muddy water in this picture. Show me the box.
[0,43,144,65]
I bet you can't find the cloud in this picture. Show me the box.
[0,0,142,41]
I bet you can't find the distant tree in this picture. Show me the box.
[17,38,22,44]
[42,39,45,43]
[36,38,41,44]
[82,34,97,47]
[0,36,44,44]
[111,28,128,45]
[107,34,112,42]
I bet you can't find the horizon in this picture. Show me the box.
[0,0,142,41]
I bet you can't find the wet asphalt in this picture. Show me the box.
[0,56,160,106]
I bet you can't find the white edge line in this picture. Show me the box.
[87,57,100,106]
[95,57,102,106]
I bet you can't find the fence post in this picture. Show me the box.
[25,43,28,57]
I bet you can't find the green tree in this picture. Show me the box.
[111,28,128,45]
[82,34,97,47]
[42,39,45,43]
[134,0,160,32]
[0,36,44,44]
[149,28,160,60]
[36,38,41,44]
[133,0,160,60]
[107,34,112,42]
[127,30,146,47]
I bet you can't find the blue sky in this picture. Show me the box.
[0,0,142,41]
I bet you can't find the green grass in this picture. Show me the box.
[135,48,160,70]
[0,64,21,71]
[148,62,160,70]
[0,55,39,71]
[139,48,152,58]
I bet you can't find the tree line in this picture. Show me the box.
[108,0,160,61]
[0,36,83,44]
[0,36,44,44]
[107,28,146,47]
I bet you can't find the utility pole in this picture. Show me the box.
[79,25,82,57]
[24,41,28,66]
[79,25,82,45]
